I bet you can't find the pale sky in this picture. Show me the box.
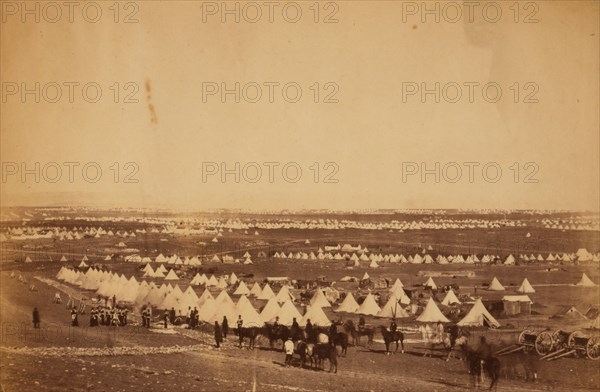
[1,1,599,211]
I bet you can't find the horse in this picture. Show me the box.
[234,327,261,350]
[378,326,404,355]
[343,320,374,347]
[329,331,349,357]
[422,331,453,358]
[261,324,303,350]
[296,340,309,368]
[308,343,338,373]
[446,335,468,361]
[464,349,501,391]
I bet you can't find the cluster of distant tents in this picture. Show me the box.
[52,264,599,332]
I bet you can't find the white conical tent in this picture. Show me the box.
[390,285,410,304]
[249,282,262,297]
[517,278,535,294]
[273,300,304,326]
[457,298,500,328]
[136,282,154,305]
[198,298,216,322]
[309,289,331,308]
[303,305,331,327]
[233,281,250,295]
[143,266,155,278]
[336,292,360,313]
[229,272,238,286]
[208,291,238,323]
[197,289,214,307]
[164,269,179,281]
[216,277,228,289]
[214,290,235,307]
[441,289,461,306]
[416,298,449,323]
[206,275,218,287]
[369,259,379,268]
[275,285,294,303]
[377,295,409,318]
[258,283,275,300]
[576,273,597,287]
[236,298,265,327]
[487,277,505,291]
[190,273,204,285]
[592,314,600,329]
[235,294,252,313]
[423,277,437,290]
[357,293,381,316]
[361,272,370,280]
[260,297,281,323]
[389,278,404,291]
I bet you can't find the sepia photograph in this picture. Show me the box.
[0,1,599,391]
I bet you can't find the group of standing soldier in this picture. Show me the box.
[89,306,128,327]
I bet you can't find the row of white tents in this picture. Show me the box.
[273,251,600,265]
[56,265,475,326]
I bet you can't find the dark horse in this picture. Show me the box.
[298,342,338,373]
[464,350,501,391]
[234,327,261,350]
[309,327,349,357]
[343,320,374,346]
[330,332,349,357]
[378,326,404,355]
[262,324,303,350]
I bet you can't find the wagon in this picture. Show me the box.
[496,327,555,356]
[541,330,600,361]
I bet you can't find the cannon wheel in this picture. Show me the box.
[567,330,584,348]
[586,336,600,360]
[553,329,571,350]
[535,331,554,355]
[518,329,533,346]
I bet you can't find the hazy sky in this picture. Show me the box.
[1,1,598,211]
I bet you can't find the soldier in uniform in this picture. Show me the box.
[89,307,96,327]
[193,307,199,329]
[358,315,366,332]
[222,316,229,338]
[71,308,79,327]
[236,315,244,346]
[32,307,40,329]
[305,318,314,341]
[214,321,223,348]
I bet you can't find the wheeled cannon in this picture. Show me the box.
[496,328,555,356]
[541,330,600,361]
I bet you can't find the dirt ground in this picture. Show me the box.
[1,264,599,392]
[1,212,599,391]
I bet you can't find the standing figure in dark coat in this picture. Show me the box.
[32,307,40,328]
[214,321,223,348]
[163,310,169,328]
[169,307,176,324]
[71,308,79,327]
[305,318,314,342]
[222,316,229,338]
